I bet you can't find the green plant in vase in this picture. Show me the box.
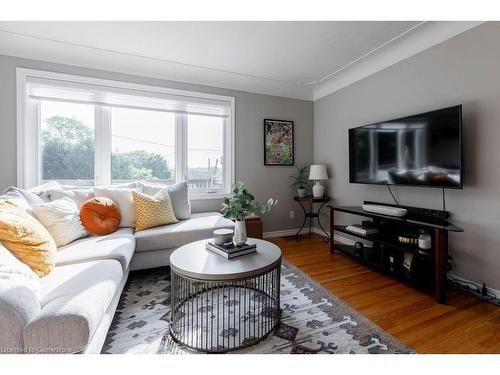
[221,181,277,245]
[290,164,309,197]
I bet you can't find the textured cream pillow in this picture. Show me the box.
[31,197,88,247]
[133,190,178,231]
[0,200,57,277]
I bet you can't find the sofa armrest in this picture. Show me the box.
[0,284,41,354]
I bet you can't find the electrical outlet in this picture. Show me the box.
[289,211,294,219]
[482,282,488,296]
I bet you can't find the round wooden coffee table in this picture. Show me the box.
[169,238,282,353]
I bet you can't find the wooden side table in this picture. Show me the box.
[293,195,330,241]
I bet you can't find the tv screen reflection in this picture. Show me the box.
[349,106,462,188]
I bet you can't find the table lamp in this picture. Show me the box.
[309,164,328,198]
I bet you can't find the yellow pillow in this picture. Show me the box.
[0,200,57,277]
[132,190,179,231]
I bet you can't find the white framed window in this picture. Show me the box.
[17,68,235,199]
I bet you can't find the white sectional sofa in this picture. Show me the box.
[0,182,234,354]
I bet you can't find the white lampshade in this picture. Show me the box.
[309,165,328,180]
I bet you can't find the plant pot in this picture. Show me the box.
[233,220,247,246]
[297,188,306,198]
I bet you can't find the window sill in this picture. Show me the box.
[189,192,230,201]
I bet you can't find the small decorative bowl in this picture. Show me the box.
[214,229,234,245]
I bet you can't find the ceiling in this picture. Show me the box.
[0,21,483,100]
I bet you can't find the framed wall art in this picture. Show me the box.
[264,119,294,166]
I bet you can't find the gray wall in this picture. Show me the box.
[314,22,500,290]
[0,55,314,233]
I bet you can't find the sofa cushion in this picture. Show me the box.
[133,190,178,231]
[134,212,234,252]
[56,228,135,272]
[0,242,40,298]
[0,279,41,353]
[47,188,94,208]
[0,243,41,353]
[93,187,142,228]
[0,190,33,215]
[31,197,89,247]
[28,181,63,194]
[139,181,191,220]
[23,259,123,353]
[0,199,57,277]
[2,182,62,216]
[3,181,62,203]
[80,197,121,236]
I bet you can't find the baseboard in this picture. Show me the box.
[263,228,307,238]
[311,227,361,246]
[448,272,500,303]
[263,227,351,241]
[264,227,353,241]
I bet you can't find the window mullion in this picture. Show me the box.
[223,116,228,193]
[25,99,40,188]
[95,105,112,186]
[175,113,187,184]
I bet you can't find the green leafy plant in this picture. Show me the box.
[221,181,277,221]
[289,164,309,191]
[41,116,172,181]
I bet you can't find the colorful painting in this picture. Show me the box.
[264,119,294,166]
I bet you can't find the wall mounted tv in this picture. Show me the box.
[349,105,463,189]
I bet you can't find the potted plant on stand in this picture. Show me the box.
[290,164,309,197]
[221,181,277,245]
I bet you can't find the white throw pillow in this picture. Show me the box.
[0,243,40,298]
[2,182,63,216]
[31,197,88,247]
[47,188,94,208]
[93,186,142,228]
[28,181,62,195]
[0,190,33,214]
[139,181,191,220]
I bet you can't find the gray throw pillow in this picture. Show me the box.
[140,181,191,220]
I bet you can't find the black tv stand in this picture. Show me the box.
[328,203,463,304]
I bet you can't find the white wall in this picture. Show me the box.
[314,22,500,290]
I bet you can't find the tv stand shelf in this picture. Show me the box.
[333,225,433,259]
[328,204,463,304]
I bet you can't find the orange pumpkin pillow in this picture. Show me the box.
[79,197,121,236]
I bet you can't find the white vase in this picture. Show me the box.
[233,220,247,246]
[312,181,325,198]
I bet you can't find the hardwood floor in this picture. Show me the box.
[270,234,500,354]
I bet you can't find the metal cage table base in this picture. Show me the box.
[170,264,281,353]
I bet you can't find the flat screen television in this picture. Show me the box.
[349,105,463,189]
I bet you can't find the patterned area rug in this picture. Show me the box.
[103,261,413,354]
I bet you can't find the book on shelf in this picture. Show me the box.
[346,224,379,236]
[205,241,257,259]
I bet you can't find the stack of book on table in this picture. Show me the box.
[206,241,257,259]
[346,224,379,236]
